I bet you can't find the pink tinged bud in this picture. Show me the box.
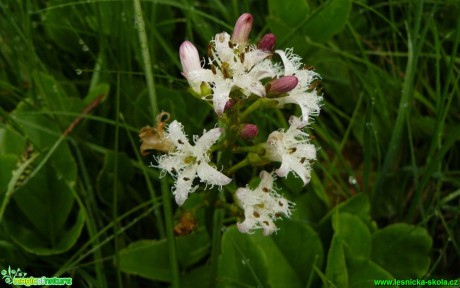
[231,13,253,46]
[240,124,259,140]
[258,33,276,52]
[224,100,234,111]
[267,76,298,95]
[179,41,201,78]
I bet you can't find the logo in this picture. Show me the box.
[1,266,72,286]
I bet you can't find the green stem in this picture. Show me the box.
[161,179,180,288]
[233,144,264,154]
[227,157,250,175]
[209,206,224,288]
[133,0,158,117]
[113,74,123,288]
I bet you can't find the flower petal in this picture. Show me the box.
[197,162,231,186]
[174,165,198,206]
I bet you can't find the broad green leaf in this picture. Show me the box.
[332,212,371,258]
[272,220,324,286]
[219,221,323,288]
[119,239,171,282]
[119,231,209,281]
[302,0,352,43]
[0,126,26,156]
[11,101,77,185]
[176,231,210,269]
[5,205,85,255]
[181,265,212,288]
[322,194,373,228]
[347,258,395,288]
[371,223,432,278]
[325,234,348,288]
[292,188,328,223]
[218,226,269,288]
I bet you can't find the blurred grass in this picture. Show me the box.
[1,0,459,286]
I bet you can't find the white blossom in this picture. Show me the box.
[236,171,292,235]
[185,32,278,115]
[265,116,316,185]
[274,49,322,122]
[157,120,231,206]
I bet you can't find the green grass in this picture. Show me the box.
[1,0,459,287]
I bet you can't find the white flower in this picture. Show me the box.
[236,171,292,235]
[157,120,232,206]
[274,49,322,122]
[264,116,316,185]
[186,32,278,115]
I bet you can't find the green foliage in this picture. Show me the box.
[1,0,459,287]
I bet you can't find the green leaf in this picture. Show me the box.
[119,239,172,282]
[347,258,395,288]
[219,222,322,288]
[176,231,210,269]
[119,231,209,281]
[5,205,85,255]
[181,265,212,288]
[11,101,77,185]
[332,212,371,258]
[302,0,352,43]
[371,223,432,278]
[218,226,269,288]
[4,164,84,255]
[323,194,373,229]
[325,233,348,288]
[0,126,26,156]
[272,220,324,286]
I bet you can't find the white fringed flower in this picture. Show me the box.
[265,116,317,185]
[183,32,278,115]
[236,171,292,236]
[274,49,322,122]
[157,120,231,206]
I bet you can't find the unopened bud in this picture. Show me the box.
[179,41,201,78]
[266,76,298,96]
[231,13,253,47]
[239,124,259,140]
[224,100,235,111]
[258,33,276,52]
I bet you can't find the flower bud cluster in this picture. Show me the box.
[143,13,322,235]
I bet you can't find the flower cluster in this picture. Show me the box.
[141,13,321,235]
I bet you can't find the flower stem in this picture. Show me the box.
[227,157,250,175]
[239,98,277,120]
[133,0,158,117]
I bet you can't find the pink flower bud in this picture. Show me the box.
[179,41,201,78]
[240,124,259,140]
[258,33,276,52]
[267,76,298,95]
[224,99,235,111]
[231,13,253,46]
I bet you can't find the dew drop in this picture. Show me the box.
[82,45,89,52]
[348,176,357,185]
[75,69,83,75]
